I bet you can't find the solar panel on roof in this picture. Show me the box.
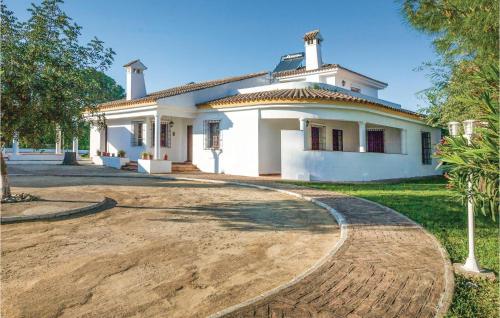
[272,52,304,73]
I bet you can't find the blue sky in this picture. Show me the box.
[6,0,438,111]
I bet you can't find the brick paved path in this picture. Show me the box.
[169,173,454,318]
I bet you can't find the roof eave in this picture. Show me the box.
[197,99,423,121]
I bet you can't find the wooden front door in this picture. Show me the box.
[311,127,320,150]
[186,125,193,162]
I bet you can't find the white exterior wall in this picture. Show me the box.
[335,77,378,98]
[281,128,440,182]
[259,118,299,174]
[89,125,104,158]
[106,118,144,160]
[193,109,260,176]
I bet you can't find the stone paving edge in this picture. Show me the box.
[1,196,109,224]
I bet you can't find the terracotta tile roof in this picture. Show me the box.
[273,64,388,86]
[197,88,421,119]
[98,72,268,111]
[303,30,321,41]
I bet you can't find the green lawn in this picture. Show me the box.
[287,176,498,318]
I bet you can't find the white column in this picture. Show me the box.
[72,137,79,153]
[12,132,19,155]
[144,118,149,150]
[400,129,407,154]
[144,117,153,153]
[358,121,366,152]
[55,127,62,154]
[154,114,161,160]
[299,118,308,150]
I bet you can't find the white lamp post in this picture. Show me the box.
[448,120,481,273]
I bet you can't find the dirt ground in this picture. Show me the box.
[1,175,339,318]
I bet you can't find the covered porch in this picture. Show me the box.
[90,107,194,170]
[299,118,406,154]
[258,116,407,177]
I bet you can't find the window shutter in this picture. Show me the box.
[203,120,208,149]
[332,129,343,151]
[131,122,137,146]
[151,122,155,147]
[130,121,144,147]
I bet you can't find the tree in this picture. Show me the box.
[400,0,499,221]
[401,0,499,126]
[436,67,499,220]
[1,0,118,199]
[16,71,124,150]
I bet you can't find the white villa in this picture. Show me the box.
[90,30,441,181]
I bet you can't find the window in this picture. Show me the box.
[160,122,171,148]
[151,122,172,148]
[310,126,326,150]
[421,132,432,165]
[367,129,384,153]
[351,87,361,93]
[204,120,220,149]
[332,129,343,151]
[131,121,143,146]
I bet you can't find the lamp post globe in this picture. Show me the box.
[447,121,460,137]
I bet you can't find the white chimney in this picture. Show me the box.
[123,59,147,100]
[304,30,323,71]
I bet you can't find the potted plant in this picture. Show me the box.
[138,152,171,174]
[117,150,126,158]
[96,150,101,156]
[111,153,116,157]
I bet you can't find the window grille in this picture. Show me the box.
[367,129,384,153]
[204,120,221,149]
[332,129,343,151]
[151,121,172,148]
[421,132,432,165]
[131,121,143,147]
